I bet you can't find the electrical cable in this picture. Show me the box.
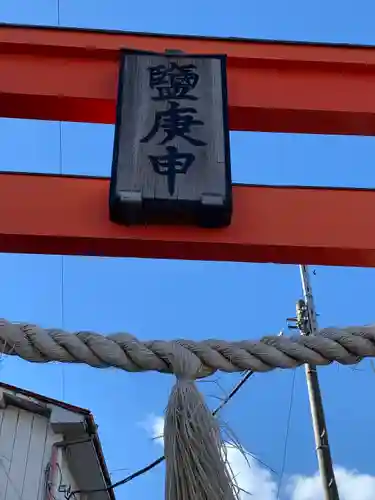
[56,0,65,402]
[276,368,296,499]
[66,370,255,498]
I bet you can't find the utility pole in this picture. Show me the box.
[297,265,340,500]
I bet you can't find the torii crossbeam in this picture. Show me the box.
[2,23,375,266]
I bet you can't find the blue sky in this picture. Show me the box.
[1,1,375,499]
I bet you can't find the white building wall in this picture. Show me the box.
[0,405,80,500]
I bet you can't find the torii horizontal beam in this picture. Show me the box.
[2,23,375,134]
[2,25,375,266]
[1,172,375,267]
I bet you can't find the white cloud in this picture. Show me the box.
[142,414,375,500]
[140,413,164,444]
[225,444,277,500]
[288,467,375,500]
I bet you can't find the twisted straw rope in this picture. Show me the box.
[1,319,374,375]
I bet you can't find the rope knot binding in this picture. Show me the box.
[166,341,201,381]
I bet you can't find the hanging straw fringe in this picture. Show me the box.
[164,341,239,500]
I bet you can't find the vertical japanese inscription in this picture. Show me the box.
[110,51,232,228]
[140,61,207,195]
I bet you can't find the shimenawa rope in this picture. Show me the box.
[2,318,373,500]
[1,320,374,373]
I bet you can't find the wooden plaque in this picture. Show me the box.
[109,50,232,227]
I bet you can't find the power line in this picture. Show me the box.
[212,370,254,416]
[56,0,65,402]
[276,368,296,499]
[67,370,255,498]
[56,0,60,25]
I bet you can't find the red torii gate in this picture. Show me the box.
[2,23,375,267]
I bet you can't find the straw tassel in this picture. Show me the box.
[164,342,239,500]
